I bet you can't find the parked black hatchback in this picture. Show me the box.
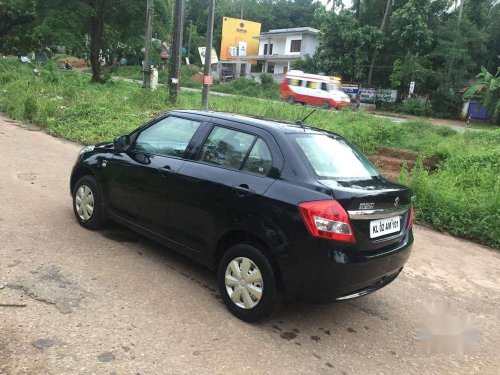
[71,110,414,322]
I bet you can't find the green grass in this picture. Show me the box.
[1,58,499,248]
[109,65,280,100]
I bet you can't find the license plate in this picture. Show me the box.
[370,216,401,238]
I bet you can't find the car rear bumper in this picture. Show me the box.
[277,230,413,303]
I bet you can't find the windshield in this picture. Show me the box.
[290,134,380,180]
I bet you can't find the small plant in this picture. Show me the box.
[396,99,432,117]
[23,95,38,121]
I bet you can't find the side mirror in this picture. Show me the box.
[113,135,130,152]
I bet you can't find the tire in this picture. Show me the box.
[287,95,295,104]
[217,243,283,322]
[322,101,331,109]
[72,175,106,230]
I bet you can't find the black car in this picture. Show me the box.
[71,110,414,322]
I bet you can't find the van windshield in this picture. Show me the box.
[290,134,380,179]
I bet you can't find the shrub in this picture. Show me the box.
[23,95,38,121]
[396,98,432,116]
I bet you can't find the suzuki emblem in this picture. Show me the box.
[394,197,400,207]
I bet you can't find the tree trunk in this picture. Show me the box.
[355,0,360,19]
[89,0,106,83]
[367,0,391,85]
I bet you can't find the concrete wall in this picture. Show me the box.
[258,36,286,55]
[301,34,319,56]
[258,33,318,57]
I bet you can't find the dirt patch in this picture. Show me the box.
[369,147,440,180]
[57,57,88,68]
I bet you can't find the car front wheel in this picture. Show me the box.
[72,175,106,230]
[217,243,282,322]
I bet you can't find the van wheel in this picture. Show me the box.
[217,243,282,322]
[287,95,295,104]
[322,101,331,109]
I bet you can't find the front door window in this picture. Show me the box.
[134,116,201,157]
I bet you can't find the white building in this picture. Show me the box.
[246,27,320,76]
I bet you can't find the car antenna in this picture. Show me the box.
[295,107,317,129]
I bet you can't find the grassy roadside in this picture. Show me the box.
[1,59,499,248]
[107,65,281,100]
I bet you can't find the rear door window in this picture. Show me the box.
[134,116,201,157]
[200,126,256,170]
[241,138,273,176]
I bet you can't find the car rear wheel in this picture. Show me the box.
[72,175,106,230]
[322,101,331,109]
[287,95,295,104]
[217,243,282,322]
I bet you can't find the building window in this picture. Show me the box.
[263,43,273,55]
[290,40,301,53]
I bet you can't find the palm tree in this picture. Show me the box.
[465,66,500,124]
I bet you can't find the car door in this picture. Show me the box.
[166,119,283,257]
[104,114,205,236]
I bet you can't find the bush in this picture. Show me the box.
[23,95,38,121]
[430,88,462,118]
[396,98,432,116]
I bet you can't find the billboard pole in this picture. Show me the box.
[202,0,215,108]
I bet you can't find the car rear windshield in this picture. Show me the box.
[290,133,380,179]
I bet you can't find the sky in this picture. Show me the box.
[318,1,353,11]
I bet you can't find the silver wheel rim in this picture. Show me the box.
[225,257,264,309]
[75,185,94,221]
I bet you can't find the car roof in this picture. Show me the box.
[170,110,340,137]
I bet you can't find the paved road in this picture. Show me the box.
[0,116,499,375]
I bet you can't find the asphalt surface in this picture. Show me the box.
[0,115,499,375]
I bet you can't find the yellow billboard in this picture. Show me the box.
[220,17,261,61]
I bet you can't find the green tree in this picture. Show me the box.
[0,0,36,38]
[389,54,434,94]
[314,10,382,81]
[465,67,500,123]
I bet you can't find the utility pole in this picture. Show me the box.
[187,21,192,60]
[143,0,154,88]
[447,0,464,87]
[168,0,184,103]
[367,0,391,85]
[201,0,215,108]
[240,0,245,19]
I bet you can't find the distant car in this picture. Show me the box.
[70,110,414,322]
[282,70,351,109]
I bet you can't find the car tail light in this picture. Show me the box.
[408,206,415,229]
[298,200,355,243]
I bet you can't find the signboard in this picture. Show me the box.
[357,88,397,103]
[220,17,261,61]
[198,47,218,65]
[409,81,415,95]
[340,84,359,100]
[203,75,213,85]
[238,41,247,57]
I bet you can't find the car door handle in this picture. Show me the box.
[232,184,256,196]
[158,166,176,176]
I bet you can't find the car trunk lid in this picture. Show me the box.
[318,178,413,250]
